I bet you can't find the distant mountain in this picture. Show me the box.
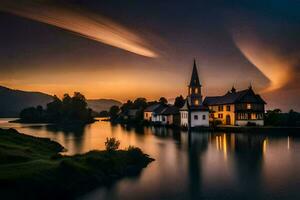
[0,85,122,117]
[0,86,53,117]
[87,99,122,112]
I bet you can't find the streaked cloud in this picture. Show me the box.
[0,0,158,58]
[232,32,295,92]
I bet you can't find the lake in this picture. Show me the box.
[1,118,300,200]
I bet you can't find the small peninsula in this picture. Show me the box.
[0,128,154,199]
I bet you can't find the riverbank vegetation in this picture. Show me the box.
[264,109,300,127]
[17,92,95,124]
[0,128,153,199]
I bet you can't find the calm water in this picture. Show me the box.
[1,118,300,200]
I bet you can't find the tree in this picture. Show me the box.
[121,100,133,112]
[109,105,120,120]
[105,137,120,152]
[174,95,185,108]
[159,97,168,105]
[133,98,147,109]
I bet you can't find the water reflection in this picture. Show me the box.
[0,119,300,199]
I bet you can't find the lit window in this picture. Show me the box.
[226,105,230,111]
[218,105,223,111]
[194,115,198,120]
[195,100,199,105]
[195,88,198,94]
[218,114,223,119]
[247,104,251,109]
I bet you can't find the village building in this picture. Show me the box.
[144,104,162,121]
[180,60,209,128]
[203,86,266,126]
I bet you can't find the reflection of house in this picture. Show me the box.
[203,86,266,126]
[180,60,209,128]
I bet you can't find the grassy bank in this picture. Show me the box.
[0,128,154,199]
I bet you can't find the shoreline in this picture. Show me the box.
[0,128,154,199]
[114,120,300,134]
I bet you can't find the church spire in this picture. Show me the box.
[189,59,201,87]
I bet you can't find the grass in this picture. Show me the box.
[0,128,154,199]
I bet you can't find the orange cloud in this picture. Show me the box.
[0,1,158,58]
[232,32,295,92]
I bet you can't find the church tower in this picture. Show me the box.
[188,59,202,107]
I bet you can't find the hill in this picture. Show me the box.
[87,99,122,112]
[0,86,122,117]
[0,86,53,117]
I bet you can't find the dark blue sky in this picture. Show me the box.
[0,0,299,111]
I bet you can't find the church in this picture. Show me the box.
[180,60,209,128]
[180,60,266,128]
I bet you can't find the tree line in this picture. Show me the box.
[19,92,94,124]
[105,95,185,122]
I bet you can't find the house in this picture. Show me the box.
[151,104,169,123]
[144,103,161,121]
[203,86,266,126]
[180,60,209,128]
[158,106,180,126]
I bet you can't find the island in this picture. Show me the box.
[13,92,96,124]
[0,128,154,199]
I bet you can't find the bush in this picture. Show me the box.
[105,137,120,152]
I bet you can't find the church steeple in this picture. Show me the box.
[189,59,201,87]
[188,59,202,106]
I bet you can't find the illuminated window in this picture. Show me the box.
[218,114,223,119]
[189,88,192,94]
[218,105,223,111]
[195,99,199,105]
[195,88,198,94]
[226,105,230,111]
[247,104,251,109]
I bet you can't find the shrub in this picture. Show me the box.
[105,137,120,152]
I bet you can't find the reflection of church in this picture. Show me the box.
[180,60,266,128]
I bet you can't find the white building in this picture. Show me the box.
[180,60,209,128]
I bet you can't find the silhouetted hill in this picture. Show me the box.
[87,99,122,112]
[0,86,122,117]
[0,86,53,117]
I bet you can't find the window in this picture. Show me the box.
[195,88,198,94]
[146,113,148,117]
[189,88,192,94]
[247,103,251,109]
[226,105,230,111]
[218,105,223,111]
[194,115,198,120]
[202,115,206,120]
[195,99,199,105]
[218,114,223,119]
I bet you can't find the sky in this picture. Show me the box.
[0,0,299,111]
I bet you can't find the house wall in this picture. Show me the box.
[191,111,209,127]
[209,104,235,125]
[144,111,152,121]
[180,111,189,127]
[236,120,264,126]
